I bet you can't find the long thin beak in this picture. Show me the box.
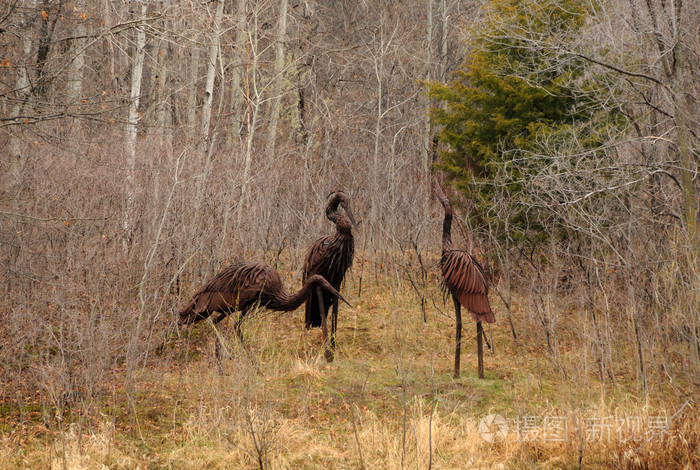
[343,202,357,226]
[329,285,353,308]
[336,292,353,308]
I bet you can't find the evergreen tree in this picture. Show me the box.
[428,0,611,241]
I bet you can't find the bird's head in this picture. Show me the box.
[326,190,357,226]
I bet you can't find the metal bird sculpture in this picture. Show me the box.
[434,182,494,378]
[302,190,356,361]
[179,261,351,360]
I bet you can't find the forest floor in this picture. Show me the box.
[1,272,698,469]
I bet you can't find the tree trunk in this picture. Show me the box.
[236,9,261,227]
[68,1,86,105]
[230,0,248,137]
[675,77,698,245]
[626,197,647,395]
[124,2,148,238]
[155,33,172,150]
[370,16,385,247]
[439,0,448,81]
[7,0,37,190]
[421,0,433,171]
[266,0,288,158]
[187,44,200,135]
[644,0,698,245]
[200,0,225,155]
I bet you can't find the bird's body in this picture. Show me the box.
[178,262,349,358]
[302,191,355,361]
[303,192,355,329]
[180,262,314,325]
[441,250,495,323]
[434,182,494,378]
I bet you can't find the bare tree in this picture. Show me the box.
[6,0,38,189]
[265,0,288,158]
[229,0,249,137]
[200,0,225,155]
[123,1,149,239]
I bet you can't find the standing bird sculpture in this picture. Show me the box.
[434,182,495,379]
[303,191,356,361]
[178,261,351,360]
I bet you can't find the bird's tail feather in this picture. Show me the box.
[459,293,496,323]
[471,311,496,323]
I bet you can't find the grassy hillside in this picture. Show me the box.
[1,261,698,469]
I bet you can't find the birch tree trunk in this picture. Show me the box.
[230,0,248,137]
[265,0,288,158]
[155,33,172,150]
[124,2,149,238]
[236,8,261,227]
[370,11,388,247]
[370,68,383,246]
[200,0,225,155]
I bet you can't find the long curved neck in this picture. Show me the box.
[442,202,453,253]
[332,212,353,238]
[326,197,341,221]
[276,279,319,312]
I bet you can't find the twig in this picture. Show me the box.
[347,403,367,470]
[431,296,455,322]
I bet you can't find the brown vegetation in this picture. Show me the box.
[1,0,698,468]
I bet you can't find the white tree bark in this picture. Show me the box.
[200,0,225,154]
[155,35,171,150]
[236,93,260,227]
[230,0,248,137]
[370,10,395,246]
[124,2,149,236]
[265,0,288,158]
[236,11,262,227]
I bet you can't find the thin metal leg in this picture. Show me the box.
[453,294,462,379]
[331,297,338,352]
[477,321,484,379]
[316,287,333,362]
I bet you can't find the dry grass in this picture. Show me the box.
[1,271,698,470]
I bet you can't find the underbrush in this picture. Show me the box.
[1,274,698,469]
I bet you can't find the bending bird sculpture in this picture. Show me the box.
[303,190,356,361]
[434,182,495,379]
[179,261,351,359]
